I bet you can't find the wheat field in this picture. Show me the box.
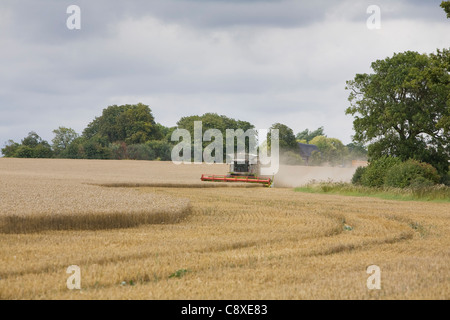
[0,158,449,299]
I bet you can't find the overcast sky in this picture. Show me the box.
[0,0,449,152]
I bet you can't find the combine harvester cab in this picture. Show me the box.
[201,153,273,187]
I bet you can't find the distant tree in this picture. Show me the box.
[309,136,348,166]
[52,127,79,157]
[82,117,101,140]
[2,132,53,158]
[441,1,450,18]
[65,137,85,159]
[18,132,53,158]
[177,113,254,137]
[119,104,162,143]
[154,123,177,142]
[33,144,54,158]
[146,140,172,161]
[14,145,34,158]
[268,123,298,152]
[22,131,43,148]
[1,140,20,157]
[83,103,159,144]
[176,113,255,161]
[127,144,156,160]
[82,136,111,159]
[296,127,325,143]
[65,135,110,159]
[281,150,305,166]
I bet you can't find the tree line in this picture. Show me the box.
[1,103,366,166]
[2,103,174,161]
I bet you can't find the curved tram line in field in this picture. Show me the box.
[0,187,418,282]
[0,159,448,299]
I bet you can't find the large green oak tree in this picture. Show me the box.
[345,49,450,175]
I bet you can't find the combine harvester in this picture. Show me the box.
[201,153,273,187]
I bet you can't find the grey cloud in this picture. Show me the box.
[2,0,445,44]
[328,0,447,24]
[1,0,339,45]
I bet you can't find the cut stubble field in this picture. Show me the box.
[0,158,448,299]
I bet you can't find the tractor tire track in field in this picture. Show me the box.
[1,159,448,299]
[0,201,413,282]
[0,183,417,282]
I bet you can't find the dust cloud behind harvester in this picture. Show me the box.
[273,165,358,188]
